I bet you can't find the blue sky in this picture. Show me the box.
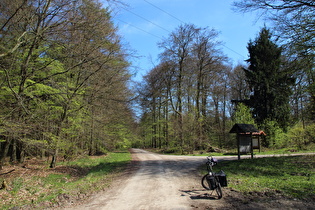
[105,0,265,81]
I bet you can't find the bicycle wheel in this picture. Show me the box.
[215,177,223,199]
[201,174,211,190]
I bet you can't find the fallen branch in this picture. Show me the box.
[0,169,16,176]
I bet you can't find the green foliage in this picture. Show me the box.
[214,155,315,199]
[286,123,307,150]
[285,122,315,150]
[260,119,286,148]
[233,103,256,125]
[0,0,136,166]
[305,123,315,143]
[245,27,294,130]
[233,0,314,125]
[259,120,315,150]
[103,123,134,150]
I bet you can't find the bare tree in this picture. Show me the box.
[158,24,199,151]
[230,64,251,102]
[191,28,226,147]
[140,24,230,152]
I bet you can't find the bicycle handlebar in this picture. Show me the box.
[206,156,218,166]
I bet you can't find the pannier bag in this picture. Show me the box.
[206,175,216,190]
[217,170,227,187]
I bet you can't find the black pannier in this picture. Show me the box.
[217,170,227,187]
[206,175,216,190]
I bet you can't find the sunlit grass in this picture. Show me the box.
[213,155,315,199]
[189,145,315,157]
[0,151,131,209]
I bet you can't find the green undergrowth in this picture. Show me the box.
[212,155,315,200]
[0,151,131,209]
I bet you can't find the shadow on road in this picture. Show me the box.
[180,189,219,200]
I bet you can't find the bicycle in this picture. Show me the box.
[201,156,226,199]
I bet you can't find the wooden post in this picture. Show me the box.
[250,132,254,159]
[258,136,261,153]
[237,134,240,160]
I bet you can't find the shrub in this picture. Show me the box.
[260,120,286,148]
[305,123,315,143]
[286,122,307,150]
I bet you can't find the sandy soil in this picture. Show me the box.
[60,149,315,210]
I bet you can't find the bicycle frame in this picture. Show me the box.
[201,156,222,199]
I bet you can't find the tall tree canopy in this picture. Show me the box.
[139,24,230,152]
[245,27,295,129]
[0,0,135,168]
[233,0,315,122]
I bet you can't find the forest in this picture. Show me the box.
[137,0,315,153]
[0,0,314,168]
[0,0,136,168]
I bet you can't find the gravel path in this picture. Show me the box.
[63,149,315,210]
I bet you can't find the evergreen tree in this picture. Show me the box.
[245,27,295,130]
[233,0,314,123]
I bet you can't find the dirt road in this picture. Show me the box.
[66,149,231,210]
[64,149,314,210]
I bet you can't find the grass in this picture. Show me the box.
[211,155,315,200]
[189,144,315,157]
[0,151,131,209]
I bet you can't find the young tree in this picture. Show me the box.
[233,103,255,125]
[245,27,295,129]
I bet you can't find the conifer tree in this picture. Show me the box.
[245,27,295,130]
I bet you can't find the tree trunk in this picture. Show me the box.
[10,139,17,163]
[0,138,11,169]
[50,149,58,168]
[152,96,157,148]
[89,105,95,156]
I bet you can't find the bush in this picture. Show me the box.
[305,123,315,143]
[282,122,315,150]
[286,122,307,150]
[261,120,286,148]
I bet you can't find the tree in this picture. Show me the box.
[0,0,75,166]
[233,0,315,51]
[191,28,226,145]
[0,0,134,169]
[158,24,199,151]
[245,27,295,129]
[233,0,315,122]
[139,24,229,152]
[233,103,255,125]
[230,64,251,102]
